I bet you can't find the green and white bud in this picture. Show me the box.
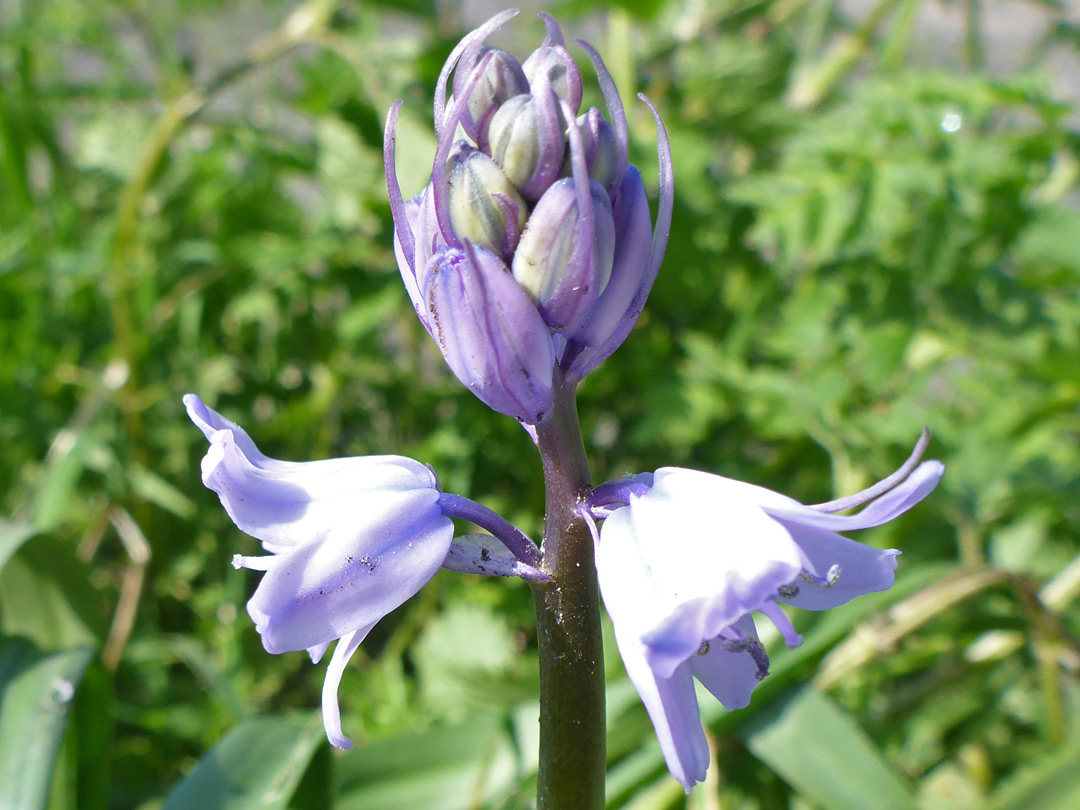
[448,144,529,258]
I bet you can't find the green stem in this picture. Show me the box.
[531,368,605,810]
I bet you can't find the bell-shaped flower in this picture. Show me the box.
[588,442,943,790]
[184,394,455,750]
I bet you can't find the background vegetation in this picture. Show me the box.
[1,0,1078,807]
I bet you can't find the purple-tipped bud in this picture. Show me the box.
[387,11,673,417]
[424,244,555,424]
[512,177,616,333]
[489,91,566,201]
[448,144,528,260]
[563,108,618,192]
[568,166,652,348]
[452,47,529,147]
[522,14,583,117]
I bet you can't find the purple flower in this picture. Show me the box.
[184,394,455,750]
[383,11,674,424]
[588,449,943,790]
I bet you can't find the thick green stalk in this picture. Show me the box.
[531,368,605,810]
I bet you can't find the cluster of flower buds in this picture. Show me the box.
[385,10,673,424]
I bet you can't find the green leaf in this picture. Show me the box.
[0,538,103,649]
[333,714,519,810]
[0,637,93,810]
[741,688,918,810]
[986,735,1080,810]
[0,519,35,573]
[161,714,323,810]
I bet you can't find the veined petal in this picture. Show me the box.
[614,628,709,793]
[185,395,437,552]
[689,615,766,710]
[245,487,453,653]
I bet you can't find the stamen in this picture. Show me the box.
[725,637,770,681]
[696,640,710,656]
[810,428,931,513]
[758,601,803,649]
[777,583,800,599]
[799,564,842,589]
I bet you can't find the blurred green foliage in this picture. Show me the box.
[1,0,1078,808]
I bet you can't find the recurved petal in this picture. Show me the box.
[321,624,375,750]
[244,487,453,653]
[765,461,944,532]
[689,615,766,710]
[614,628,710,793]
[776,522,900,611]
[186,395,438,553]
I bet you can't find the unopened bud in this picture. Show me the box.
[448,145,528,259]
[453,47,529,146]
[522,16,583,117]
[488,92,565,200]
[563,108,618,191]
[425,245,555,424]
[512,178,615,332]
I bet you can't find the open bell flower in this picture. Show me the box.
[588,445,944,790]
[184,394,455,750]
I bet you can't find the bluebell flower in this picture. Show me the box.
[587,448,943,790]
[384,10,673,423]
[184,394,455,749]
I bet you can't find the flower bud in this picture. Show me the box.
[488,91,565,200]
[522,14,583,117]
[512,177,616,333]
[567,166,652,351]
[448,144,528,259]
[452,46,529,147]
[424,244,555,424]
[563,108,618,192]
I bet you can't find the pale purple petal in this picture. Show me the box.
[425,245,554,423]
[614,629,709,793]
[245,487,453,653]
[764,461,945,532]
[598,472,806,678]
[689,615,765,710]
[186,395,438,553]
[777,522,900,611]
[321,625,374,750]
